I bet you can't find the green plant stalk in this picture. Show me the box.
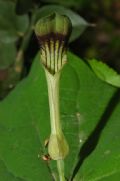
[45,69,68,181]
[57,160,65,181]
[15,9,37,74]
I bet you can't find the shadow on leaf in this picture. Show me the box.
[71,88,120,180]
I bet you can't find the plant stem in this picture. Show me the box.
[57,160,66,181]
[14,9,37,74]
[45,70,67,181]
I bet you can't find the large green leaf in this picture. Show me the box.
[36,5,88,42]
[0,1,29,43]
[74,102,120,181]
[73,86,120,180]
[0,52,118,181]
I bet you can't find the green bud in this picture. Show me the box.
[48,133,69,160]
[34,12,72,75]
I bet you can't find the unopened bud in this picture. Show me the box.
[48,133,69,160]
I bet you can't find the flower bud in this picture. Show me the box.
[48,133,69,160]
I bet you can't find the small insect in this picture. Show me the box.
[42,154,51,161]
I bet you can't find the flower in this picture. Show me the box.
[34,13,72,161]
[34,13,72,75]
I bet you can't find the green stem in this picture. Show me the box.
[57,160,66,181]
[45,69,68,180]
[14,9,37,74]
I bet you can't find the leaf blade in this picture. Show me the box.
[88,59,120,87]
[0,52,119,181]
